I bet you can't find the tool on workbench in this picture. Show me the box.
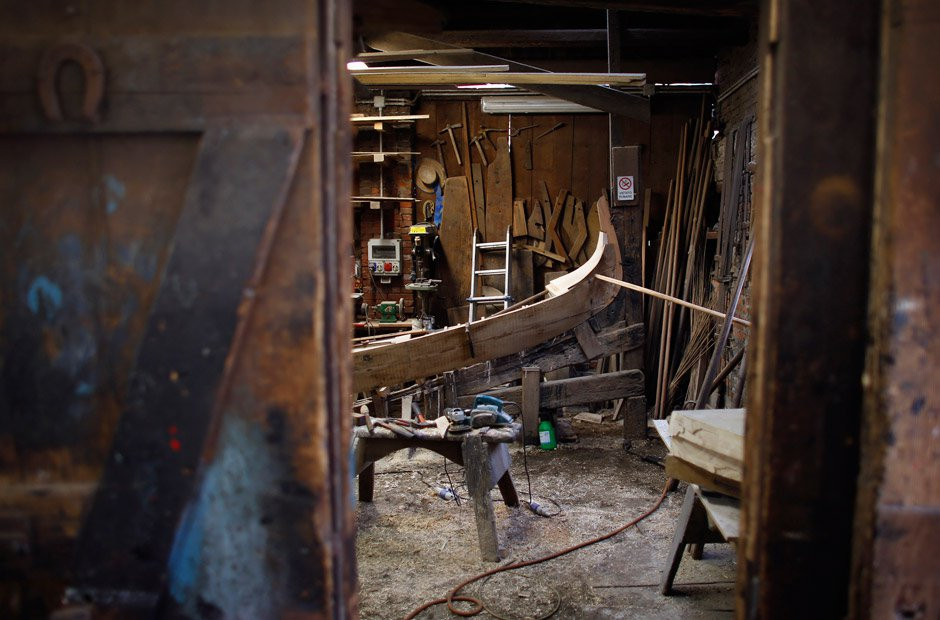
[373,298,403,323]
[444,407,472,433]
[438,123,463,165]
[469,133,489,166]
[535,122,565,141]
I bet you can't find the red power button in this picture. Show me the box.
[384,262,392,272]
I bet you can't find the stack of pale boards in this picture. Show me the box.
[657,408,744,495]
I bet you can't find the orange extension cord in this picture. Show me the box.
[404,481,672,619]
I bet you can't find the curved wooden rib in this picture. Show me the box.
[353,195,622,393]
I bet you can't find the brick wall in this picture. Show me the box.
[353,102,417,318]
[713,16,758,406]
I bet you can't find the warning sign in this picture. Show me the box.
[617,175,635,201]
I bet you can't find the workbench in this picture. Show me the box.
[352,423,521,562]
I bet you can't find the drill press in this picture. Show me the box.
[405,221,441,329]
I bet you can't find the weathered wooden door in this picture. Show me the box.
[0,2,356,617]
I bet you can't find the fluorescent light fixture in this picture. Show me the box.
[347,61,369,71]
[480,95,602,114]
[456,83,515,90]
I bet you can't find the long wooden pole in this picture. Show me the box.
[596,275,751,327]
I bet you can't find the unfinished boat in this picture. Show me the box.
[353,194,622,393]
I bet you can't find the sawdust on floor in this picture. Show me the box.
[355,418,736,619]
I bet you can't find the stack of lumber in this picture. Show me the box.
[667,408,744,485]
[645,100,719,419]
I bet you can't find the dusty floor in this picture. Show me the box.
[355,419,736,619]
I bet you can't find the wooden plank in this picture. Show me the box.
[546,189,569,263]
[484,136,513,242]
[464,369,643,409]
[559,194,578,256]
[670,408,745,462]
[471,163,486,234]
[573,322,606,360]
[521,367,542,444]
[699,492,740,542]
[568,199,589,262]
[438,176,474,311]
[527,199,546,241]
[512,199,528,237]
[665,455,740,498]
[653,419,672,450]
[352,71,646,87]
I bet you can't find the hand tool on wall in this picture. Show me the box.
[479,126,501,149]
[431,138,446,167]
[535,122,565,141]
[439,123,463,165]
[469,133,489,166]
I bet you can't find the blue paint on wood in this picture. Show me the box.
[104,174,126,215]
[26,275,63,319]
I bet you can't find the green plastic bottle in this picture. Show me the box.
[538,419,557,451]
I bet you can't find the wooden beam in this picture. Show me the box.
[738,0,879,617]
[352,70,646,87]
[354,48,473,62]
[461,369,643,409]
[596,274,751,326]
[521,367,542,444]
[437,27,748,49]
[365,31,650,122]
[850,1,940,616]
[438,29,607,48]
[488,0,754,17]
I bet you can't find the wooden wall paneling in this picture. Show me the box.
[850,1,940,617]
[738,0,879,617]
[484,136,513,243]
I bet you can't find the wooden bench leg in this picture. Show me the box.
[463,435,501,562]
[660,485,708,594]
[496,471,519,507]
[358,461,375,502]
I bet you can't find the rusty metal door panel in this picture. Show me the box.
[0,135,197,479]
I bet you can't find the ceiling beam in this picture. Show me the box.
[365,31,650,122]
[437,27,747,49]
[487,0,755,17]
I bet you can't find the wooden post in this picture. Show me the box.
[462,436,500,562]
[521,366,542,444]
[623,395,646,443]
[850,1,940,616]
[738,1,879,617]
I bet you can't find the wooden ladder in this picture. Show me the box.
[467,227,512,323]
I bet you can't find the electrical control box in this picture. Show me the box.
[367,238,403,276]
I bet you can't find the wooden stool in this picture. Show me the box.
[660,484,740,595]
[353,426,520,562]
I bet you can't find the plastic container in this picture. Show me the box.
[538,419,557,451]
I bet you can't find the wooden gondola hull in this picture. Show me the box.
[353,195,622,393]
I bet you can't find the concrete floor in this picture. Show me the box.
[355,419,736,619]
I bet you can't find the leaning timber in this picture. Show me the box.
[353,194,622,393]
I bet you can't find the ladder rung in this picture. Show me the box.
[475,268,506,276]
[467,295,511,303]
[476,241,509,250]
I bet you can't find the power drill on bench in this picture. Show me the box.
[444,395,513,432]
